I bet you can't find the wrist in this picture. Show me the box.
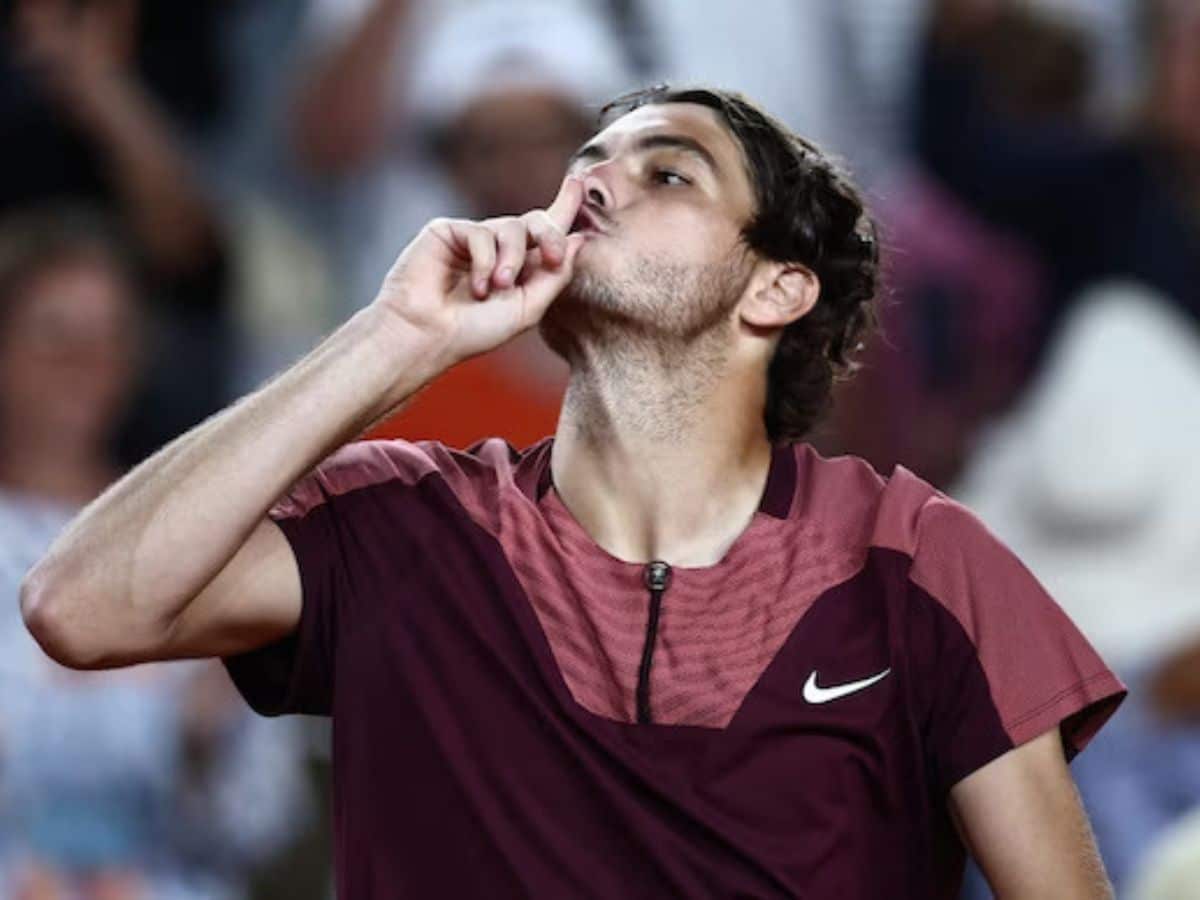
[348,305,455,409]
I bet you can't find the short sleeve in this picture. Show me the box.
[220,462,354,718]
[910,494,1128,794]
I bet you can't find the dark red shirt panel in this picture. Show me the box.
[221,437,1128,899]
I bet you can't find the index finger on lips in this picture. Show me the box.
[544,174,584,236]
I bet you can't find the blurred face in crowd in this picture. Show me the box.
[539,101,760,357]
[0,253,138,449]
[443,87,595,218]
[1152,4,1200,157]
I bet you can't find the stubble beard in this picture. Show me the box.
[538,243,753,367]
[537,242,755,443]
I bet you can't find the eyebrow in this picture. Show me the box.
[566,132,723,180]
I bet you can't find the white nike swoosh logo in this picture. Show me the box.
[803,668,891,704]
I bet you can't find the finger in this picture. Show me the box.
[514,246,545,288]
[522,210,567,268]
[491,218,528,289]
[544,174,585,235]
[449,222,496,298]
[514,232,586,322]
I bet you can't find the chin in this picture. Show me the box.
[560,265,630,315]
[540,267,621,359]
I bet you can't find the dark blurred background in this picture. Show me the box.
[2,1,1199,897]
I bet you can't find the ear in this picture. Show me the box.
[739,262,820,329]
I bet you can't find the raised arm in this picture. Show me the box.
[12,0,226,276]
[290,0,414,175]
[20,176,586,669]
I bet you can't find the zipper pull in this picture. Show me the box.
[643,559,672,594]
[636,560,673,724]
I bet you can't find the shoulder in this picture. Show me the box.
[866,463,1081,674]
[833,451,998,571]
[270,436,548,532]
[792,445,1026,604]
[788,444,948,551]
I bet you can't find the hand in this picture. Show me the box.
[12,0,139,125]
[370,175,587,368]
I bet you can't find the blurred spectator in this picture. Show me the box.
[1127,803,1200,900]
[915,0,1200,371]
[632,0,928,183]
[0,0,237,466]
[0,207,313,899]
[814,166,1047,488]
[951,281,1200,894]
[0,207,139,505]
[289,0,631,448]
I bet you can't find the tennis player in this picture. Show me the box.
[22,85,1128,898]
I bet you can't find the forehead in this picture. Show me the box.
[12,256,131,316]
[586,102,754,204]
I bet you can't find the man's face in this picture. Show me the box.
[540,102,760,355]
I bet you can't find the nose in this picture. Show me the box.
[577,164,615,213]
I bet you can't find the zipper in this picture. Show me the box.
[636,560,673,724]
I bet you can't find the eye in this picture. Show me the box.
[652,168,691,187]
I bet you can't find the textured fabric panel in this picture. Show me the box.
[504,487,870,727]
[490,440,885,728]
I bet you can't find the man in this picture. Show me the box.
[22,85,1127,898]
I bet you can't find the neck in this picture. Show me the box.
[0,427,117,507]
[550,336,773,567]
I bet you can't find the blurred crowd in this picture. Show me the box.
[1,0,1198,897]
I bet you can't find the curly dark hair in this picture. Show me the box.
[596,84,882,443]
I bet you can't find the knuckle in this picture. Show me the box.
[499,229,527,256]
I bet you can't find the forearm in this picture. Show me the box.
[21,305,445,662]
[80,72,220,274]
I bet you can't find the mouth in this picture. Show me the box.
[569,205,608,237]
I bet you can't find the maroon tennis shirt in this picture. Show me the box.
[222,436,1128,898]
